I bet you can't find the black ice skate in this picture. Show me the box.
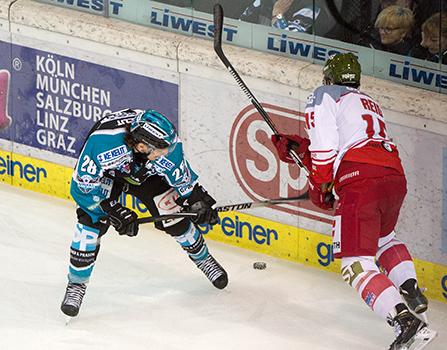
[60,282,87,317]
[400,279,428,314]
[193,254,228,289]
[388,308,437,350]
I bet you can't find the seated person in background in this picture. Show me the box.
[411,12,447,65]
[193,0,253,20]
[271,0,293,23]
[358,6,415,55]
[353,1,415,45]
[268,0,343,39]
[160,0,253,21]
[239,0,276,26]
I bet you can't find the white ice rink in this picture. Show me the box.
[0,182,445,350]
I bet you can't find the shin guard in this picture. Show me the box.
[377,238,417,288]
[68,223,100,284]
[174,223,209,261]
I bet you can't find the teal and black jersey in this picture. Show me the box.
[127,141,199,198]
[70,109,139,222]
[71,108,198,222]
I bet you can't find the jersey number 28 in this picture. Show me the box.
[80,155,98,175]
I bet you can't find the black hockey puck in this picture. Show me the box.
[253,262,267,270]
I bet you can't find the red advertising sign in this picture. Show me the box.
[229,103,333,224]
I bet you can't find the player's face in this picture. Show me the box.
[134,142,168,160]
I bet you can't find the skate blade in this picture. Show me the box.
[409,309,429,325]
[404,327,437,350]
[417,312,429,325]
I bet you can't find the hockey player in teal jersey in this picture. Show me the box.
[61,109,228,318]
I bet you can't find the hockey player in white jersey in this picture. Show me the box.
[271,53,437,350]
[61,109,228,319]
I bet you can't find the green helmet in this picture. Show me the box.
[323,53,361,86]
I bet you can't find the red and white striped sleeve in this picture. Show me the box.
[305,86,339,184]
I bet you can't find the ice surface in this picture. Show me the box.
[0,183,445,350]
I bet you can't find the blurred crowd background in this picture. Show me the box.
[162,0,447,64]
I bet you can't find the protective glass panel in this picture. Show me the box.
[31,0,447,93]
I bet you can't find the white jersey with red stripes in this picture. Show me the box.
[304,84,402,183]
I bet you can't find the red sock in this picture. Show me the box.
[377,238,416,288]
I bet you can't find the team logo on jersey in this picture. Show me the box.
[381,141,393,152]
[306,92,315,105]
[229,103,333,224]
[75,174,101,194]
[120,162,131,174]
[155,188,180,212]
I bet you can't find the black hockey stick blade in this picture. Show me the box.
[137,212,197,224]
[213,4,229,68]
[136,193,309,224]
[212,4,309,174]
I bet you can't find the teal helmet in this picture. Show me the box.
[323,53,361,86]
[129,110,177,149]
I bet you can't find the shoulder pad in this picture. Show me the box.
[306,85,357,107]
[96,109,139,131]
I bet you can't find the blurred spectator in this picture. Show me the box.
[271,0,316,31]
[411,12,447,64]
[358,6,415,55]
[239,0,275,25]
[240,0,344,39]
[272,0,294,18]
[193,0,254,20]
[160,0,254,20]
[326,1,377,44]
[352,1,415,45]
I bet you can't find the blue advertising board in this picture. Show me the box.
[0,41,178,158]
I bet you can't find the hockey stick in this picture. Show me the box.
[137,192,309,224]
[215,192,309,212]
[137,212,197,224]
[213,4,309,176]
